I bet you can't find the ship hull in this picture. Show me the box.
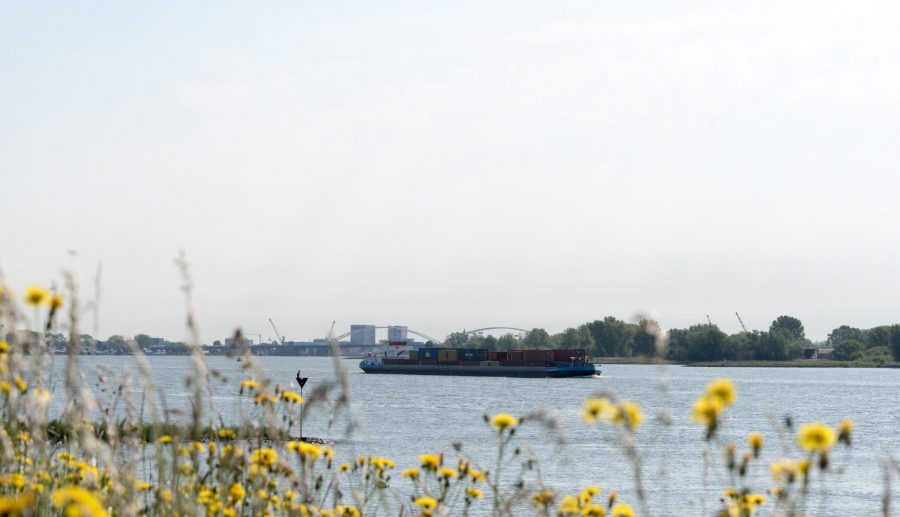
[359,363,600,378]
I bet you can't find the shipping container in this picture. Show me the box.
[500,360,523,367]
[408,350,419,361]
[496,351,508,361]
[508,350,525,361]
[419,348,440,360]
[458,348,488,361]
[419,359,437,365]
[524,349,554,362]
[553,349,585,362]
[399,359,417,365]
[438,349,459,362]
[479,360,501,366]
[488,351,498,360]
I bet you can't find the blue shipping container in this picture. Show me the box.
[419,348,440,359]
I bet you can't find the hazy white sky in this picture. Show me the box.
[2,1,899,343]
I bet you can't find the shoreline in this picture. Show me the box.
[589,357,900,368]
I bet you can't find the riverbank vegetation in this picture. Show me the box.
[1,271,897,515]
[448,315,900,367]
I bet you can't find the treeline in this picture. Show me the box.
[7,332,191,355]
[441,316,900,364]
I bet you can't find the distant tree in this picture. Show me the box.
[522,328,551,349]
[723,332,757,361]
[861,346,893,365]
[466,335,486,349]
[482,335,498,351]
[770,316,806,342]
[666,324,727,362]
[832,339,864,361]
[890,325,900,361]
[588,317,635,357]
[443,332,470,348]
[827,326,865,347]
[632,319,658,357]
[134,334,155,349]
[558,325,595,352]
[865,326,891,348]
[213,340,223,347]
[496,334,519,351]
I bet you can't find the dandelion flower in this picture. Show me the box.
[838,419,853,445]
[705,378,737,407]
[415,496,438,515]
[51,486,108,517]
[797,423,837,453]
[156,435,173,445]
[437,467,458,478]
[401,467,419,479]
[582,504,607,517]
[747,432,763,456]
[611,502,635,517]
[691,395,723,427]
[250,448,278,467]
[489,413,519,432]
[50,293,64,309]
[228,483,246,502]
[240,379,260,391]
[418,453,441,471]
[280,390,303,404]
[530,489,555,507]
[466,487,483,499]
[24,286,49,307]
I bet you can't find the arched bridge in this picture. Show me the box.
[333,326,443,344]
[461,327,529,336]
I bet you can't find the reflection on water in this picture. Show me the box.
[51,356,899,515]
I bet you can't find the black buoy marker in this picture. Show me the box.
[295,370,308,440]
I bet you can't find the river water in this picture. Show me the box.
[49,356,899,515]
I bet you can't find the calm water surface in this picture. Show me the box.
[50,356,899,515]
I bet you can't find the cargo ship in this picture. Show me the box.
[359,347,600,378]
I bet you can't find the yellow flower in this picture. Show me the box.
[0,381,10,394]
[531,489,555,507]
[582,504,607,517]
[280,390,303,404]
[401,467,419,479]
[438,467,458,478]
[747,432,763,456]
[469,469,486,482]
[797,423,837,453]
[610,502,635,517]
[50,293,64,309]
[418,453,441,471]
[51,486,108,517]
[240,379,260,391]
[415,496,438,515]
[580,485,601,504]
[217,428,236,440]
[691,395,724,427]
[0,341,8,353]
[14,377,27,393]
[288,441,322,460]
[558,495,580,515]
[254,392,276,405]
[490,413,519,432]
[0,493,35,515]
[339,463,352,472]
[228,483,246,502]
[618,402,644,430]
[335,505,360,517]
[838,419,853,445]
[24,286,50,307]
[157,435,173,445]
[466,487,483,499]
[134,481,152,491]
[705,378,737,407]
[250,448,278,467]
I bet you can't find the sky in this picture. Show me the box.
[2,1,899,343]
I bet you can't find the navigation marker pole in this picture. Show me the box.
[295,370,308,440]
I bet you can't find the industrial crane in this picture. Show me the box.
[735,312,748,333]
[268,318,286,345]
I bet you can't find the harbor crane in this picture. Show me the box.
[268,318,286,345]
[735,312,748,333]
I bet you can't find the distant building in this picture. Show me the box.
[388,325,408,342]
[225,337,254,347]
[350,325,376,346]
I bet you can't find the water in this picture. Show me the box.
[50,356,899,515]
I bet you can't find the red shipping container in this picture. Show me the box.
[488,351,498,360]
[508,350,525,361]
[553,349,585,361]
[496,351,509,361]
[524,349,553,362]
